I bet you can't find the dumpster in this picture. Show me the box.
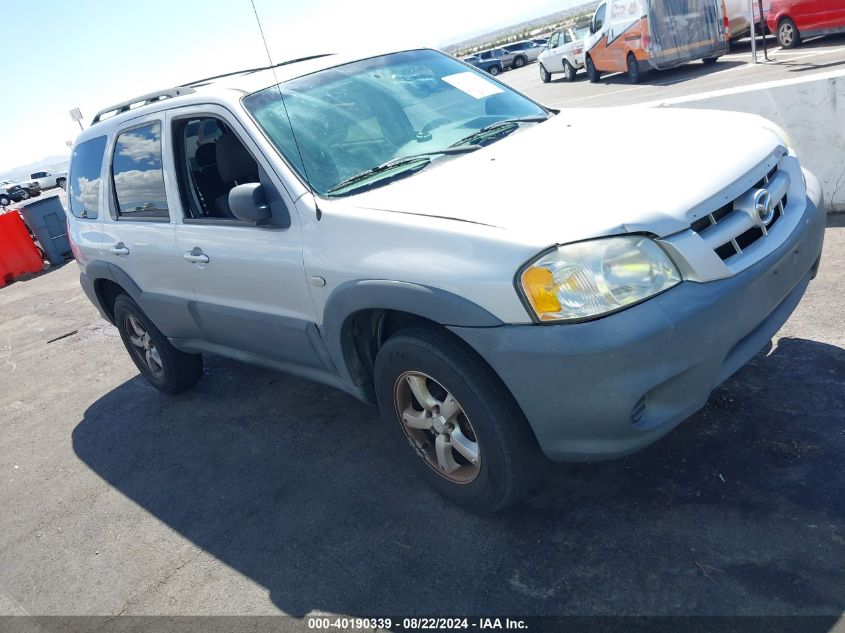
[18,196,71,265]
[0,210,44,288]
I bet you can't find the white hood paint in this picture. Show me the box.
[348,107,785,245]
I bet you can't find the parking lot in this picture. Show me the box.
[1,197,844,620]
[501,35,845,107]
[3,33,845,622]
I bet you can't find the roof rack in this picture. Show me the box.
[91,87,196,124]
[181,53,334,87]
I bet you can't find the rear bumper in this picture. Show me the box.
[449,192,825,461]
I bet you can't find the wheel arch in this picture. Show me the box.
[322,280,503,395]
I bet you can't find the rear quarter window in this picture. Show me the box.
[68,136,108,220]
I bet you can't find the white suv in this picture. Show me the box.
[67,48,825,512]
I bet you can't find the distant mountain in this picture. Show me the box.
[446,1,598,55]
[0,154,70,182]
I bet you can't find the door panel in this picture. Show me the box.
[164,106,320,368]
[102,113,199,340]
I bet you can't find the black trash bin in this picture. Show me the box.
[19,196,71,265]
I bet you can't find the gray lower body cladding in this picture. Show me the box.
[449,195,826,462]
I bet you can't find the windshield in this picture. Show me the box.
[242,49,547,196]
[573,26,590,40]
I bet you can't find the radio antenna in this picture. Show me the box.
[248,0,320,216]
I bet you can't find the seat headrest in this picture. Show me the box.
[216,133,256,184]
[195,142,217,168]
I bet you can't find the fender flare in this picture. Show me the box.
[321,279,503,384]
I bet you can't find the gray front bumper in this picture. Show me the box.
[449,195,826,462]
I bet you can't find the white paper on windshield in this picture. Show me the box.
[442,72,504,99]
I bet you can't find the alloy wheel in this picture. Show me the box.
[125,314,163,378]
[394,371,481,484]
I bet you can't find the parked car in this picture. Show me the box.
[68,47,824,512]
[532,38,549,47]
[767,0,845,48]
[462,54,504,75]
[477,47,516,71]
[502,40,545,68]
[18,180,42,197]
[585,0,730,83]
[29,170,67,190]
[0,181,29,206]
[538,24,591,82]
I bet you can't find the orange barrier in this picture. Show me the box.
[0,210,44,288]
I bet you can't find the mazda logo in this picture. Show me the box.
[753,188,774,226]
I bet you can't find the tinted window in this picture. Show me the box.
[111,122,169,219]
[596,3,607,26]
[68,136,107,220]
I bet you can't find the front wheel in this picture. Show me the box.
[374,328,546,513]
[56,177,67,190]
[702,56,719,65]
[539,63,551,83]
[586,56,601,83]
[563,59,576,82]
[21,191,30,200]
[113,294,203,394]
[0,195,9,207]
[513,55,526,69]
[777,17,800,48]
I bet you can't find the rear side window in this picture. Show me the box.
[68,136,107,220]
[111,122,169,220]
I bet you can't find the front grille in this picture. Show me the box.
[690,164,790,264]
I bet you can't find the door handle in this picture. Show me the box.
[109,242,130,256]
[183,248,209,264]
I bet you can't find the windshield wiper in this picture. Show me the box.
[449,115,550,148]
[326,146,481,195]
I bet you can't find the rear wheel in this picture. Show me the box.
[702,56,719,64]
[488,64,500,76]
[539,63,551,83]
[56,177,67,190]
[563,59,576,82]
[513,55,526,69]
[113,294,203,394]
[0,195,9,207]
[627,53,641,84]
[374,328,546,513]
[777,17,800,48]
[586,56,601,83]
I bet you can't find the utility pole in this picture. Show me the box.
[748,0,757,63]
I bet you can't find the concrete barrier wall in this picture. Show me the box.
[645,69,845,212]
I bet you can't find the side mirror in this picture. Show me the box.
[229,183,271,224]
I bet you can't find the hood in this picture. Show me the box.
[347,107,786,246]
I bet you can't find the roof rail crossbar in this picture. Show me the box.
[91,87,196,124]
[181,53,334,87]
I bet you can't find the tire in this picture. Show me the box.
[513,55,526,69]
[702,56,719,64]
[113,294,203,395]
[777,17,800,48]
[56,177,67,190]
[0,195,9,207]
[563,59,576,82]
[488,64,500,76]
[539,63,551,83]
[374,327,546,513]
[586,56,601,83]
[21,191,30,200]
[626,53,641,84]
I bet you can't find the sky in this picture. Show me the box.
[0,0,578,174]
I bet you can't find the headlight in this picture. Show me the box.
[760,121,797,156]
[519,236,681,322]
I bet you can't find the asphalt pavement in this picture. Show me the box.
[0,208,843,619]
